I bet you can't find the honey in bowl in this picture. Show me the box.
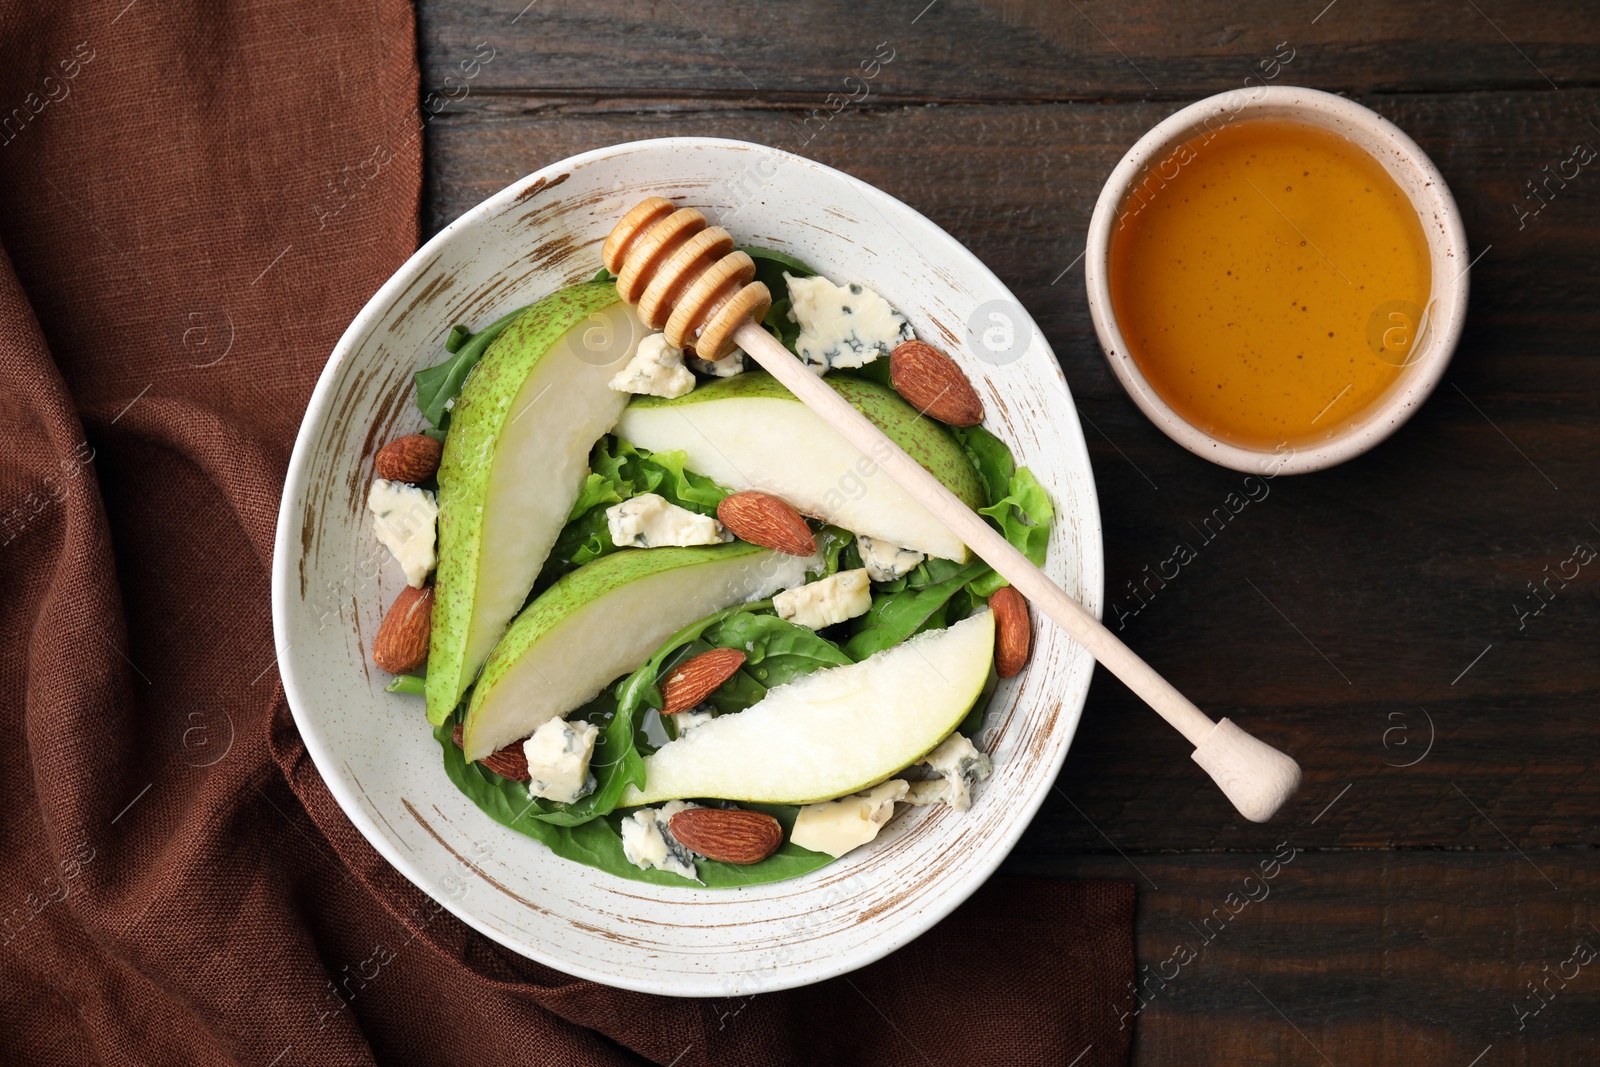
[1108,119,1432,450]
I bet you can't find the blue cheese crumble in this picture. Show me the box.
[606,493,730,548]
[522,718,599,804]
[773,568,872,630]
[855,533,925,583]
[904,732,992,812]
[784,272,913,373]
[791,779,909,858]
[620,800,701,881]
[367,478,438,588]
[609,332,696,398]
[687,347,746,378]
[673,705,718,737]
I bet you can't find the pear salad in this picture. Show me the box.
[364,248,1053,887]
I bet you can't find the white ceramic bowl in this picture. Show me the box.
[1084,86,1470,474]
[271,137,1103,996]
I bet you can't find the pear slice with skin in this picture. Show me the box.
[620,608,995,807]
[615,373,984,563]
[426,285,643,725]
[461,543,812,761]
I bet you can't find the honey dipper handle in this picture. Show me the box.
[730,320,1302,823]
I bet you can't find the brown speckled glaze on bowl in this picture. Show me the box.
[271,138,1104,996]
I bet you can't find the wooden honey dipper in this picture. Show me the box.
[603,197,1302,823]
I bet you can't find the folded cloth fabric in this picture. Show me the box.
[0,2,1134,1063]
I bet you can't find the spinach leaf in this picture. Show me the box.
[525,601,773,826]
[740,246,816,290]
[434,718,834,886]
[844,559,992,661]
[536,505,615,593]
[813,525,854,575]
[948,424,1015,507]
[740,247,815,355]
[763,297,800,354]
[610,600,771,724]
[413,304,527,430]
[969,466,1054,598]
[845,358,894,388]
[704,613,852,689]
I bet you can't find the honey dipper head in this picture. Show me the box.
[603,197,771,361]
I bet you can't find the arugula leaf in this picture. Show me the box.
[970,466,1054,598]
[413,304,528,429]
[844,559,992,661]
[948,424,1015,507]
[434,717,834,886]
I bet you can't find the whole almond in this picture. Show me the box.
[451,723,530,782]
[669,807,783,865]
[989,585,1032,678]
[660,647,747,714]
[717,491,817,556]
[375,434,443,483]
[890,340,984,426]
[373,585,433,674]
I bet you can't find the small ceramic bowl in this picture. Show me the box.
[1084,85,1470,474]
[272,138,1104,995]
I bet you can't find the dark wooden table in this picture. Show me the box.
[416,2,1600,1062]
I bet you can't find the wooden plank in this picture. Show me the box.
[418,0,1600,101]
[1006,851,1600,1065]
[424,91,1600,850]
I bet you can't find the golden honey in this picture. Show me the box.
[1108,119,1432,450]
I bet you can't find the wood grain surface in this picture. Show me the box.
[415,2,1600,1062]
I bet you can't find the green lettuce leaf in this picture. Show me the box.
[970,466,1053,598]
[536,436,734,589]
[948,424,1015,507]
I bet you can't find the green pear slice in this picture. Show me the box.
[620,608,995,806]
[615,373,984,562]
[427,285,643,725]
[461,543,812,761]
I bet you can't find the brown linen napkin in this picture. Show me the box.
[0,2,1134,1064]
